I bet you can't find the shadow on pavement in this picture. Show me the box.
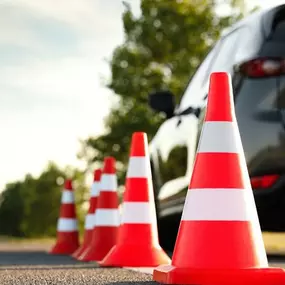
[0,250,96,269]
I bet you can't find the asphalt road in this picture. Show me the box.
[1,242,285,285]
[0,242,156,285]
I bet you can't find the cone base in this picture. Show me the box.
[49,241,79,255]
[78,244,108,262]
[153,265,285,285]
[72,232,93,259]
[72,245,87,259]
[49,232,79,255]
[77,245,91,261]
[79,226,118,262]
[99,244,171,267]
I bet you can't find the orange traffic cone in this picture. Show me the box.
[153,72,285,285]
[72,169,102,259]
[79,157,120,261]
[50,179,80,255]
[100,132,171,267]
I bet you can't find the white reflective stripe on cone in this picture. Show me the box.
[91,181,100,197]
[118,204,123,225]
[91,212,97,228]
[57,218,78,231]
[100,174,117,192]
[85,214,94,230]
[126,157,151,178]
[198,121,243,153]
[121,202,155,224]
[95,209,120,226]
[61,190,75,204]
[181,189,258,221]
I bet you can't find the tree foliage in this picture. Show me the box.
[79,0,255,186]
[0,162,88,238]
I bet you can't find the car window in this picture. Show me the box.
[201,27,252,99]
[233,26,259,63]
[178,42,220,111]
[209,29,243,74]
[178,27,246,111]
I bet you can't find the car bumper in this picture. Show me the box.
[254,176,285,232]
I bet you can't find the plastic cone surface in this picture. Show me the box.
[99,132,171,267]
[79,157,120,261]
[49,179,80,255]
[72,169,102,259]
[153,72,285,285]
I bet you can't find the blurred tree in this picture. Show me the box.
[78,0,258,187]
[0,162,88,238]
[0,182,25,237]
[19,164,64,237]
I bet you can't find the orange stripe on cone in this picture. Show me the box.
[78,157,120,261]
[72,169,102,259]
[99,132,171,267]
[153,72,285,285]
[49,179,80,255]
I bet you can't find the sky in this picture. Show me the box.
[0,0,284,190]
[0,0,140,190]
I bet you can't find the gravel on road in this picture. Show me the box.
[0,265,155,285]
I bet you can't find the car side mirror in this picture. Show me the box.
[148,90,175,119]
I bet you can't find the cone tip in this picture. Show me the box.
[64,179,73,190]
[210,71,230,81]
[130,131,148,157]
[206,71,234,122]
[93,169,102,181]
[103,156,116,174]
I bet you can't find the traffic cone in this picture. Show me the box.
[72,169,102,259]
[153,72,285,285]
[49,179,80,255]
[78,157,120,261]
[99,132,171,267]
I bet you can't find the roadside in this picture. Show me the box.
[263,232,285,255]
[1,231,285,254]
[0,236,55,252]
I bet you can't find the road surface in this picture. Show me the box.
[0,241,285,285]
[0,241,155,285]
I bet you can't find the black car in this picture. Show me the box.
[148,4,285,252]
